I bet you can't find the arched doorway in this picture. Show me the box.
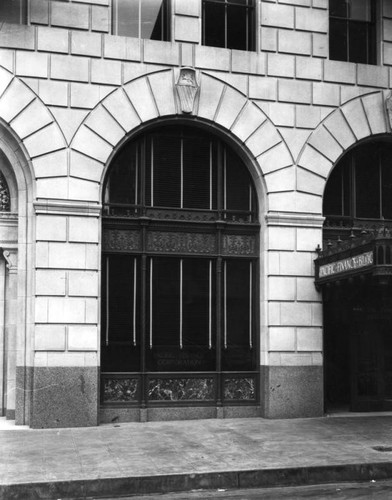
[100,124,260,419]
[322,138,392,412]
[0,142,23,423]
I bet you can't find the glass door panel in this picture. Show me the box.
[101,255,140,372]
[146,257,216,371]
[222,259,256,371]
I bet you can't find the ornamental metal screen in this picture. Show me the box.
[101,125,259,407]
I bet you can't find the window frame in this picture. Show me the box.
[329,0,377,65]
[202,0,256,52]
[0,0,27,25]
[111,0,170,41]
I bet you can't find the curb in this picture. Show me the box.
[2,462,392,499]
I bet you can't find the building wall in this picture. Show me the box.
[0,0,390,426]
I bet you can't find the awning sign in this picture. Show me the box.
[319,251,373,278]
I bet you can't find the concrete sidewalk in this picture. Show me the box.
[2,415,392,499]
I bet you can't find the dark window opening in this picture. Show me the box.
[329,0,376,64]
[101,255,140,372]
[202,0,255,51]
[0,0,26,24]
[102,255,256,374]
[112,0,170,41]
[323,141,392,227]
[104,125,256,220]
[145,257,217,372]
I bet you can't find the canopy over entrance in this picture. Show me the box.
[315,227,392,289]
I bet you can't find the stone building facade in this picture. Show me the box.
[0,0,391,428]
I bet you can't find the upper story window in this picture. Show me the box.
[112,0,170,40]
[202,0,255,51]
[329,0,376,64]
[0,0,26,24]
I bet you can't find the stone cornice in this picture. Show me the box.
[266,212,325,228]
[34,200,101,217]
[0,212,18,225]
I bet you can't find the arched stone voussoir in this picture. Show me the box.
[84,105,125,148]
[361,91,388,136]
[74,69,288,189]
[123,75,160,123]
[298,90,388,183]
[198,73,271,143]
[0,66,67,165]
[71,124,113,165]
[72,70,175,163]
[147,70,177,117]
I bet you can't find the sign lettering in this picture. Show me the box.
[319,251,373,278]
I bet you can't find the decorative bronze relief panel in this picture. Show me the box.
[147,232,216,254]
[103,378,139,402]
[222,235,257,256]
[224,378,256,400]
[146,208,218,222]
[103,229,141,252]
[148,378,214,401]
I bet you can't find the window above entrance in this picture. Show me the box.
[104,125,258,224]
[329,0,376,64]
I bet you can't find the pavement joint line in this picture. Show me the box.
[2,461,392,500]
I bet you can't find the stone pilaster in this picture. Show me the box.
[3,248,17,420]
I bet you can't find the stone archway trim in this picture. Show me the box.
[295,91,389,215]
[70,69,295,203]
[0,67,66,161]
[298,91,388,181]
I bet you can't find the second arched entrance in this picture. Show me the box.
[320,137,392,413]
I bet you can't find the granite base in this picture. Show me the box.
[31,366,99,428]
[15,366,33,425]
[100,405,260,423]
[261,365,324,419]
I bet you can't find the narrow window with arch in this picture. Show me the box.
[0,171,10,212]
[323,140,392,229]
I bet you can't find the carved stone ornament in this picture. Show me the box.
[386,91,392,130]
[3,248,17,272]
[175,67,199,114]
